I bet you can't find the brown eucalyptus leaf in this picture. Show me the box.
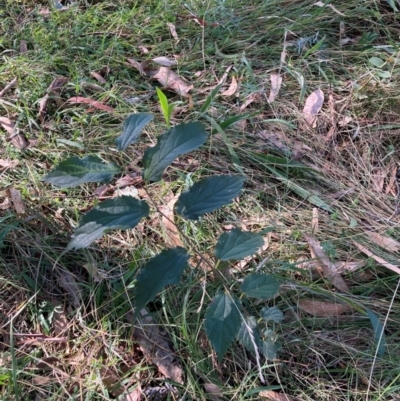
[303,88,324,127]
[260,390,297,401]
[0,159,19,170]
[364,231,400,252]
[268,73,282,103]
[303,233,349,292]
[353,241,400,275]
[221,75,238,97]
[8,188,25,214]
[134,310,183,384]
[167,22,179,40]
[160,194,183,247]
[0,78,17,96]
[204,383,223,401]
[298,300,352,317]
[153,67,193,97]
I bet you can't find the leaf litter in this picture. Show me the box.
[303,88,324,127]
[133,309,184,384]
[127,57,193,97]
[298,299,353,317]
[303,233,349,292]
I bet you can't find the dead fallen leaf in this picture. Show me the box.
[314,1,346,16]
[370,168,389,193]
[100,366,124,396]
[153,67,193,97]
[334,260,365,273]
[8,188,25,214]
[38,76,69,121]
[57,270,82,309]
[167,22,179,41]
[338,115,353,126]
[51,301,68,337]
[303,88,324,127]
[121,388,141,401]
[240,92,261,111]
[80,81,104,92]
[298,300,352,317]
[153,56,177,67]
[20,40,28,53]
[385,163,397,196]
[67,97,114,112]
[353,241,400,275]
[133,309,183,384]
[311,207,319,234]
[204,383,223,401]
[221,75,238,97]
[0,117,14,134]
[364,231,400,252]
[0,197,12,210]
[303,233,349,292]
[160,194,183,247]
[268,73,282,103]
[0,159,18,170]
[217,65,232,86]
[139,45,149,54]
[260,390,297,401]
[0,78,17,96]
[90,71,106,84]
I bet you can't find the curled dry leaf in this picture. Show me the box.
[39,76,69,121]
[8,188,25,214]
[153,67,193,97]
[160,194,183,247]
[221,75,238,97]
[127,58,192,97]
[303,88,324,127]
[133,309,183,384]
[0,197,12,210]
[353,241,400,275]
[90,71,106,84]
[303,233,349,292]
[240,92,261,111]
[153,56,177,67]
[334,260,365,273]
[0,117,14,135]
[314,1,346,16]
[204,383,223,401]
[67,96,114,112]
[20,40,28,53]
[0,159,18,170]
[0,77,17,96]
[268,73,282,103]
[167,22,179,41]
[298,300,353,317]
[364,231,400,252]
[260,390,297,401]
[311,207,319,234]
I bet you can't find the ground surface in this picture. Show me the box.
[1,0,400,400]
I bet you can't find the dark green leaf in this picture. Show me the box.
[205,293,242,361]
[236,315,262,356]
[116,113,153,151]
[260,306,284,323]
[176,175,245,220]
[142,122,208,182]
[133,247,189,318]
[217,111,260,132]
[67,196,149,250]
[241,273,280,300]
[215,228,264,261]
[42,155,119,188]
[366,308,386,357]
[261,340,277,360]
